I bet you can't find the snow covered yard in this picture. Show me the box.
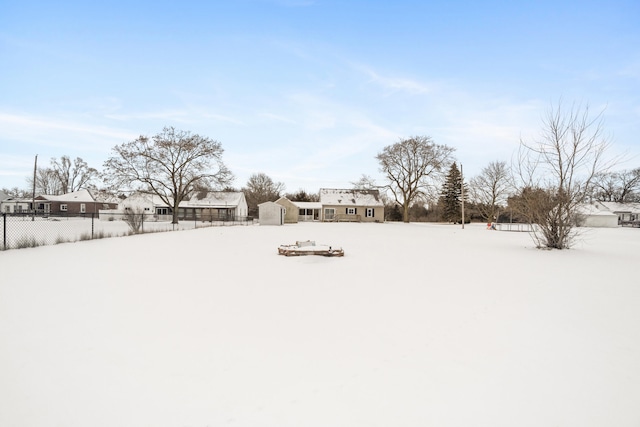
[1,222,639,427]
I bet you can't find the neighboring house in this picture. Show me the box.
[119,191,248,221]
[576,203,619,228]
[0,191,8,202]
[35,189,117,215]
[93,190,121,208]
[1,197,32,214]
[319,188,385,222]
[275,197,322,223]
[186,191,248,221]
[597,201,640,225]
[118,192,158,215]
[258,201,286,225]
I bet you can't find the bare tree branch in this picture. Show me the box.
[376,136,454,222]
[103,127,233,224]
[513,101,616,249]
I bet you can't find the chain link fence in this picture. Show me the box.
[0,212,254,251]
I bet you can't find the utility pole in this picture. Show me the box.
[32,154,38,221]
[460,163,465,229]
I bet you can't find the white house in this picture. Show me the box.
[576,203,619,228]
[117,191,248,221]
[597,201,640,225]
[0,197,31,214]
[186,191,249,221]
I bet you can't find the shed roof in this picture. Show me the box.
[258,201,286,209]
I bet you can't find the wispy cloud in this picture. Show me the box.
[202,113,245,126]
[258,112,297,124]
[263,0,315,6]
[619,60,640,80]
[0,112,135,142]
[355,65,438,95]
[105,110,192,123]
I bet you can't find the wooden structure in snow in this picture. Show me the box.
[278,240,344,257]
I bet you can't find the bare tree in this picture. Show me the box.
[27,167,61,195]
[284,189,319,202]
[350,174,379,190]
[242,172,285,217]
[103,127,233,224]
[1,186,30,198]
[469,160,511,222]
[591,168,640,202]
[123,207,145,234]
[377,136,454,223]
[514,101,614,249]
[51,156,98,193]
[26,156,98,195]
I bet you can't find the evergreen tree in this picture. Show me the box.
[438,163,467,223]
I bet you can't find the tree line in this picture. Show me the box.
[3,102,638,249]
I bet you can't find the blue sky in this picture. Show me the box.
[1,0,639,193]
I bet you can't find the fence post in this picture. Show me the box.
[91,212,95,239]
[141,212,144,234]
[2,213,6,250]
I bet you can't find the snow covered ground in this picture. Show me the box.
[1,222,639,427]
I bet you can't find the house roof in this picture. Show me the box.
[577,203,618,216]
[292,201,322,209]
[597,201,640,214]
[1,197,32,204]
[40,189,95,203]
[123,191,245,209]
[187,191,245,208]
[319,188,384,207]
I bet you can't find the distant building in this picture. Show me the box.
[119,191,248,221]
[319,188,385,222]
[34,189,118,215]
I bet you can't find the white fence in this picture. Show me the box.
[494,222,535,232]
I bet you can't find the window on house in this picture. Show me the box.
[347,207,356,215]
[60,204,68,211]
[366,208,374,218]
[80,203,86,213]
[324,208,335,220]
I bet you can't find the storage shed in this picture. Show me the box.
[258,201,286,225]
